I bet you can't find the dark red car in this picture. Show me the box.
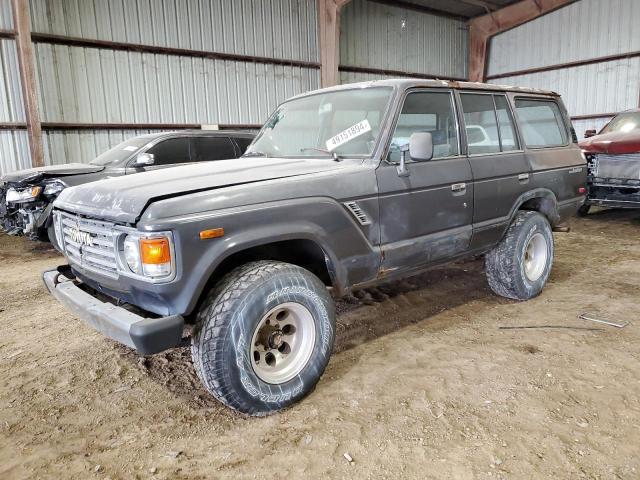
[578,109,640,215]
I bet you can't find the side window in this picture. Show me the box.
[389,91,459,162]
[514,99,568,148]
[146,138,191,166]
[192,136,237,162]
[460,93,501,155]
[233,137,253,155]
[494,95,520,151]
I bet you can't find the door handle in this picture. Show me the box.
[518,173,530,182]
[451,182,466,192]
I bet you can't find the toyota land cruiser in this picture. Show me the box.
[43,80,586,415]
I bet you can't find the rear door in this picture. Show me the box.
[512,97,583,205]
[458,92,530,250]
[191,136,239,162]
[376,89,473,273]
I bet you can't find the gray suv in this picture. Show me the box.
[43,80,587,415]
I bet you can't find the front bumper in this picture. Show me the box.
[585,184,640,209]
[586,198,640,209]
[43,267,184,355]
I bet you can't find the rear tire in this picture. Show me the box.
[485,211,554,301]
[191,261,335,415]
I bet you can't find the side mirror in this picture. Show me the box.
[396,132,434,178]
[134,152,154,167]
[409,132,433,162]
[584,129,597,138]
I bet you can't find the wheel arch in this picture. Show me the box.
[511,188,560,226]
[190,236,342,317]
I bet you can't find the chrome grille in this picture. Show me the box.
[59,211,119,278]
[595,153,640,180]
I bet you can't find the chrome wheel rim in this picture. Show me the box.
[523,232,548,282]
[250,302,316,384]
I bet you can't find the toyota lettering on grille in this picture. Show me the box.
[69,226,94,247]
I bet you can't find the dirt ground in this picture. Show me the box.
[1,209,640,479]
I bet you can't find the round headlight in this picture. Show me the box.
[123,236,141,274]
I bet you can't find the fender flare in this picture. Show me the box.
[508,188,560,226]
[183,226,349,316]
[211,230,342,288]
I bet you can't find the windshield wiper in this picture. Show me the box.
[299,147,342,161]
[242,151,270,158]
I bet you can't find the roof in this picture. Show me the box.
[294,78,560,100]
[294,78,560,101]
[137,130,256,140]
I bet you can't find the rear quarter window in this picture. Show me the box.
[515,99,568,148]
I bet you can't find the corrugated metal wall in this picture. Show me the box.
[487,0,640,138]
[29,0,318,62]
[340,0,467,82]
[0,40,24,123]
[43,129,164,165]
[339,70,395,84]
[34,44,318,125]
[0,0,31,173]
[0,0,321,173]
[494,58,640,120]
[0,0,12,29]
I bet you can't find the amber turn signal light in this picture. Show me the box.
[200,228,225,240]
[140,238,171,264]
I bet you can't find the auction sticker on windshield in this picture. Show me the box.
[326,120,371,152]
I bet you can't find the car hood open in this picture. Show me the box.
[579,130,640,154]
[1,163,105,185]
[54,157,349,224]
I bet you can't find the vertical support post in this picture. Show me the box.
[12,0,44,168]
[318,0,351,88]
[468,24,489,83]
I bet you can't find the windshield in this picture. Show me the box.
[245,87,393,158]
[90,136,154,166]
[601,112,640,134]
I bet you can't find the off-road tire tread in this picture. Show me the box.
[191,260,332,415]
[485,210,552,301]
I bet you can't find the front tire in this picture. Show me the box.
[191,261,335,415]
[485,210,554,300]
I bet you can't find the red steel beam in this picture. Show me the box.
[468,0,577,82]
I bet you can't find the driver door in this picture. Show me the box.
[376,89,473,273]
[126,137,192,174]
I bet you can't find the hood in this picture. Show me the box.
[1,163,105,185]
[54,157,349,224]
[579,130,640,154]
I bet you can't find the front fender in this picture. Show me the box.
[142,197,380,316]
